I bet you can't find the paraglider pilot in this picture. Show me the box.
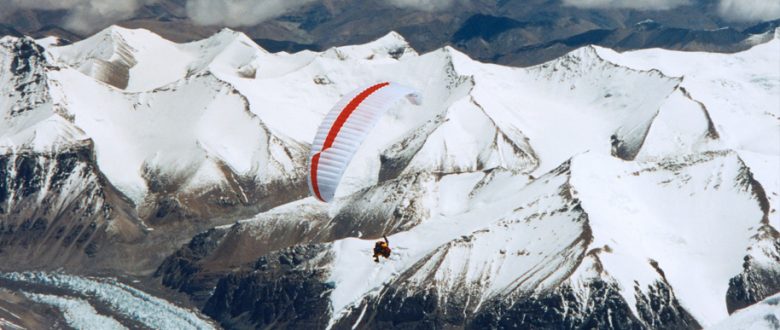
[373,235,391,262]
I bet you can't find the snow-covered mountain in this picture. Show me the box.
[0,25,778,329]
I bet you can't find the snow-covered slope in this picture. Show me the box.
[151,28,779,329]
[43,27,311,211]
[1,27,316,272]
[596,30,780,230]
[0,25,778,329]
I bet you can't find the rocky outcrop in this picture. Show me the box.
[0,144,145,271]
[470,279,698,330]
[727,224,780,313]
[155,227,230,305]
[331,277,699,329]
[155,173,435,303]
[202,244,333,329]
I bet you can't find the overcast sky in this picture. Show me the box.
[0,0,778,33]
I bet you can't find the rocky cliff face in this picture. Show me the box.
[727,224,780,313]
[202,245,333,330]
[0,37,145,271]
[0,145,145,270]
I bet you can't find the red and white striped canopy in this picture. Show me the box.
[308,82,422,202]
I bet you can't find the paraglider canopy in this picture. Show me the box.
[308,82,422,202]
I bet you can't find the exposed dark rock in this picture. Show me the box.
[202,244,333,329]
[470,281,642,330]
[634,281,701,329]
[335,286,452,330]
[155,227,231,304]
[155,173,432,309]
[1,37,49,116]
[0,145,145,272]
[727,225,780,313]
[9,38,45,76]
[334,276,698,330]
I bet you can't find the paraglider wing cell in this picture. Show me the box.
[307,82,422,202]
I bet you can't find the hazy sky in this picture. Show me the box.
[0,0,778,33]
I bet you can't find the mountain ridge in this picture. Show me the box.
[0,25,777,329]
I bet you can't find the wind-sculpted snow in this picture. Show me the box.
[596,31,780,229]
[0,272,215,329]
[570,151,764,326]
[320,150,767,328]
[5,24,710,212]
[362,164,589,318]
[148,28,779,329]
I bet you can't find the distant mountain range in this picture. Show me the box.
[1,0,779,66]
[0,23,777,329]
[454,15,780,65]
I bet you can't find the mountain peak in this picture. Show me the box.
[323,31,416,61]
[208,27,257,47]
[1,22,777,330]
[372,31,409,47]
[90,24,166,46]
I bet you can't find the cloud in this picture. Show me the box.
[185,0,316,27]
[0,0,157,33]
[562,0,690,11]
[385,0,459,11]
[717,0,780,22]
[0,0,317,32]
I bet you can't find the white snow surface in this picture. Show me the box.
[9,24,748,204]
[571,151,761,325]
[325,150,765,327]
[1,25,777,329]
[596,32,780,229]
[319,34,777,327]
[0,37,88,153]
[0,272,215,330]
